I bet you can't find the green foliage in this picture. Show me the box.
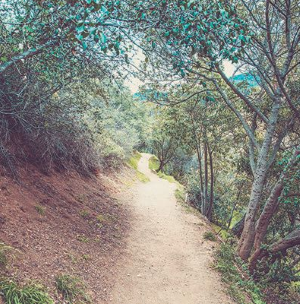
[0,242,12,272]
[127,151,150,183]
[148,156,160,171]
[81,254,90,262]
[149,155,184,190]
[127,151,142,170]
[214,244,265,304]
[0,0,299,299]
[79,210,90,219]
[96,214,106,224]
[34,205,45,216]
[136,171,150,183]
[175,188,185,204]
[55,274,90,304]
[157,172,177,183]
[203,231,217,242]
[76,236,89,243]
[0,279,53,304]
[211,224,231,240]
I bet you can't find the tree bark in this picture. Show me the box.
[249,228,300,272]
[227,187,242,230]
[207,145,214,221]
[238,101,280,260]
[202,141,209,215]
[249,148,300,270]
[232,214,245,238]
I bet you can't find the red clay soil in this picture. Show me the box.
[0,164,131,303]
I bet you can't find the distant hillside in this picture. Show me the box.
[231,73,258,87]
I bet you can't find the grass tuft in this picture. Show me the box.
[76,235,89,243]
[203,231,217,241]
[0,242,12,271]
[79,209,90,219]
[35,205,45,216]
[55,274,90,304]
[0,279,53,304]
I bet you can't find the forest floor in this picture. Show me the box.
[105,153,234,304]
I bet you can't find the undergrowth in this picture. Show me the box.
[0,279,53,304]
[214,243,265,304]
[212,223,231,240]
[55,274,90,304]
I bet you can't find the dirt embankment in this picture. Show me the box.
[0,164,132,303]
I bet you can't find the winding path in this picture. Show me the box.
[107,153,234,304]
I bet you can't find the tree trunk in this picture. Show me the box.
[189,114,204,210]
[207,145,214,221]
[202,141,209,215]
[157,161,165,172]
[232,214,245,238]
[249,148,300,270]
[194,137,204,210]
[249,228,300,273]
[238,101,280,260]
[238,166,268,260]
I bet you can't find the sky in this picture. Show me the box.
[124,57,235,94]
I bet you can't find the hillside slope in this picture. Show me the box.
[0,165,132,303]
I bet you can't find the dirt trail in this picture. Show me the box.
[107,153,234,304]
